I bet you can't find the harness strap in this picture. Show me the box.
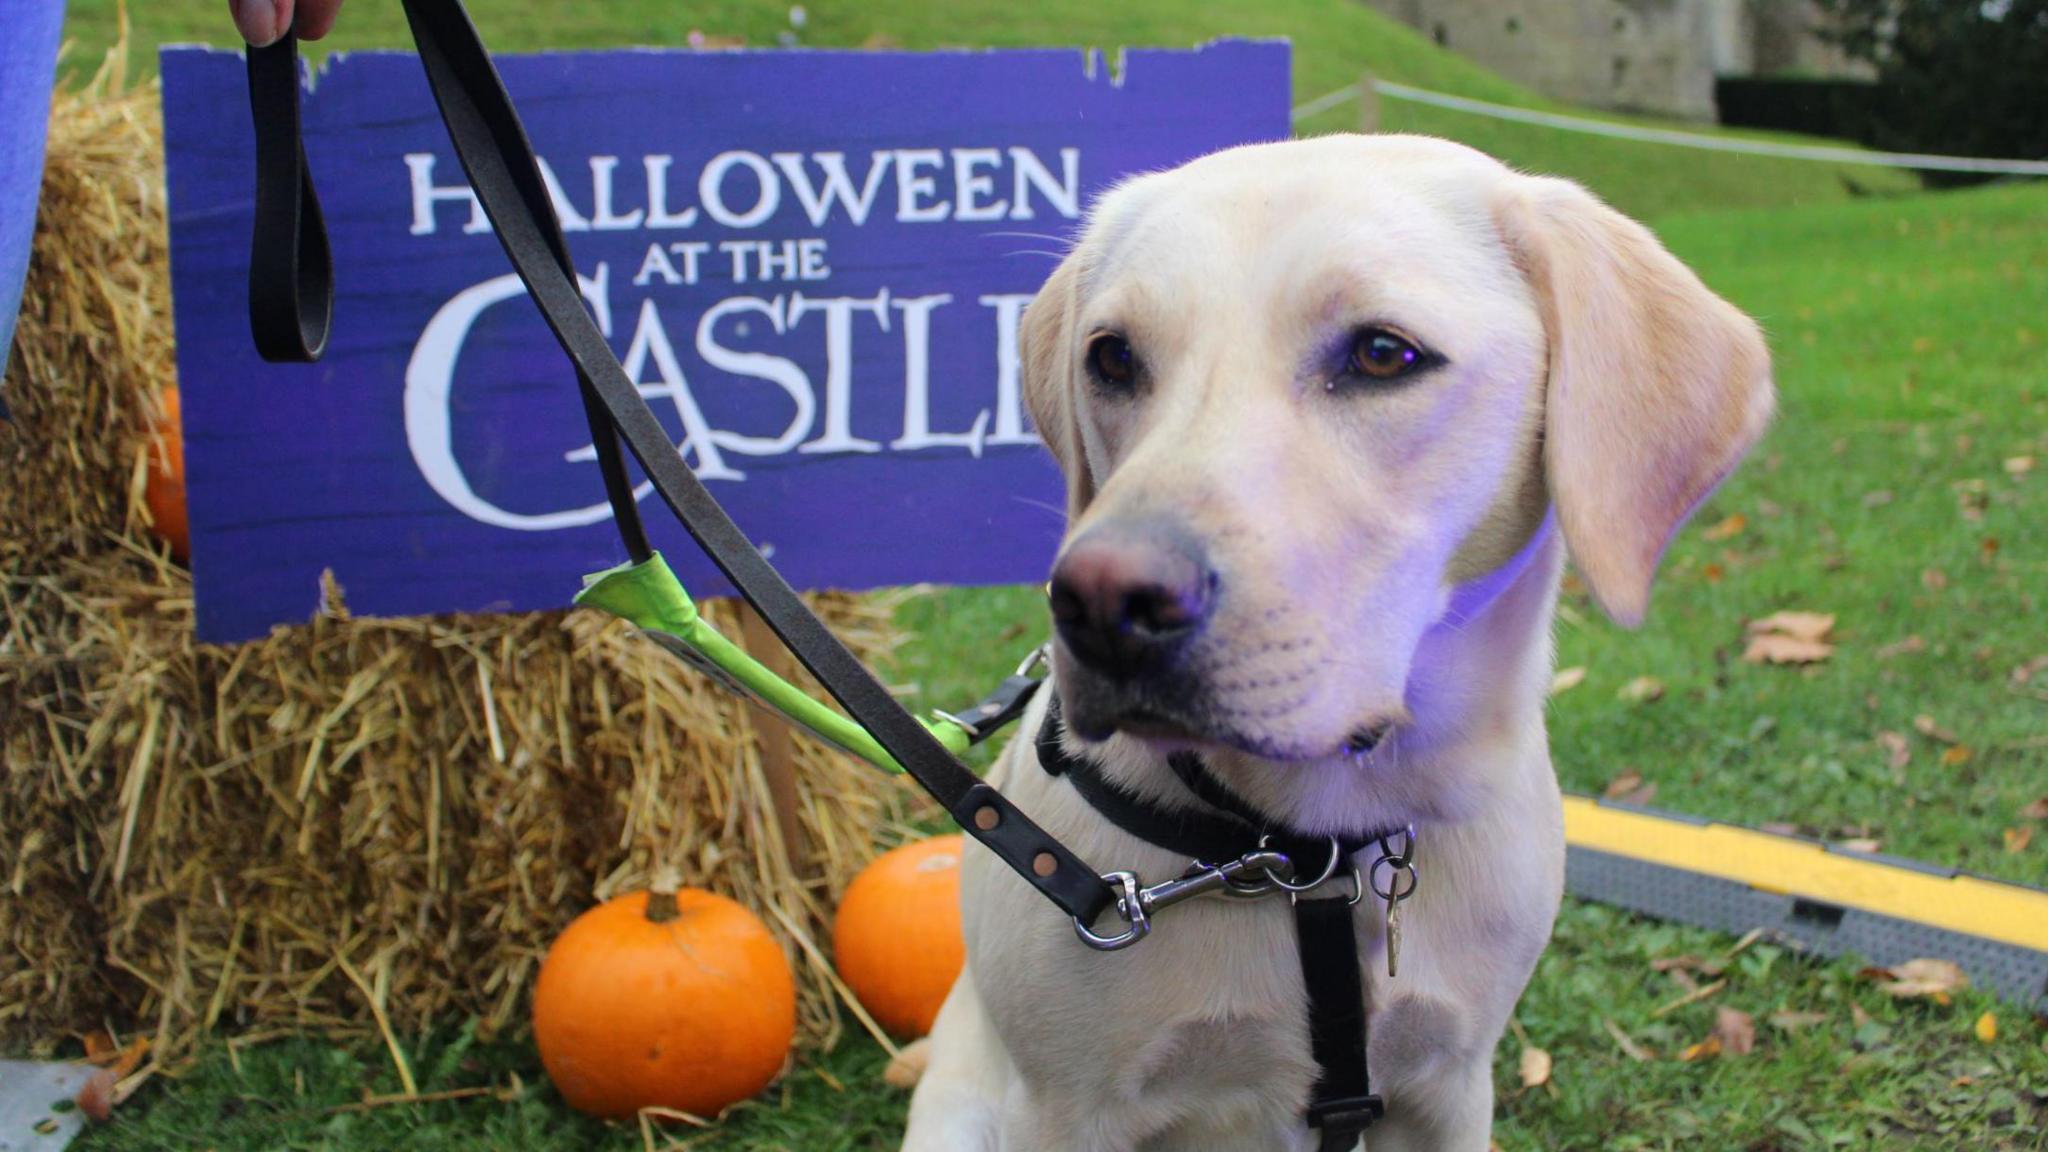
[242,3,1116,929]
[1297,897,1385,1150]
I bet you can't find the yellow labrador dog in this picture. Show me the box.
[903,135,1772,1151]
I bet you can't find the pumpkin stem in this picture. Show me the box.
[646,866,684,924]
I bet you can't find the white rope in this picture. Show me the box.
[1289,85,1365,123]
[1290,79,2048,177]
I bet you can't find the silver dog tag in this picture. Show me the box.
[1384,896,1403,979]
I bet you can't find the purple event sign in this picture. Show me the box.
[161,43,1290,643]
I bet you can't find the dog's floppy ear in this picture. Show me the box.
[1021,255,1095,519]
[1498,175,1773,627]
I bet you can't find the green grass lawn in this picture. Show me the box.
[48,1,2048,1149]
[68,899,2048,1151]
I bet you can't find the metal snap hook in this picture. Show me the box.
[1072,870,1151,951]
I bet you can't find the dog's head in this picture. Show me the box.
[1026,135,1772,765]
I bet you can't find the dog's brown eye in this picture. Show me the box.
[1088,334,1137,388]
[1348,328,1428,381]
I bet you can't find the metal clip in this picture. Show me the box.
[1072,846,1299,951]
[1073,871,1150,951]
[1138,849,1295,915]
[1014,644,1051,678]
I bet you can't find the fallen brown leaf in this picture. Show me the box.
[1912,714,1960,744]
[1871,958,1969,999]
[1953,479,1988,521]
[1714,1007,1757,1056]
[1876,731,1910,770]
[1769,1010,1829,1031]
[1836,837,1883,854]
[1861,489,1895,508]
[1875,635,1925,660]
[1702,513,1747,541]
[1922,567,1950,590]
[1940,745,1974,768]
[2022,797,2048,821]
[2004,455,2034,476]
[1744,633,1834,665]
[1651,954,1724,977]
[1974,1012,1998,1043]
[1602,1017,1655,1062]
[1677,1034,1722,1063]
[1518,1045,1552,1089]
[2004,826,2034,854]
[1747,611,1836,641]
[1549,666,1587,697]
[1603,770,1658,806]
[2012,656,2048,686]
[1617,675,1665,704]
[1603,769,1645,801]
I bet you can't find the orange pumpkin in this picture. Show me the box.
[532,877,796,1120]
[833,835,966,1038]
[142,386,189,564]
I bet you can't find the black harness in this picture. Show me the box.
[1038,697,1404,1150]
[240,8,1412,1144]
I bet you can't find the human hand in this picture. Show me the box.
[229,0,345,48]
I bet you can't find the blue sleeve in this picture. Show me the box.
[0,0,67,416]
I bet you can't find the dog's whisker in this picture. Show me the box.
[1010,496,1068,521]
[981,230,1076,244]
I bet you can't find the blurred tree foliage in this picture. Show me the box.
[1815,0,2048,185]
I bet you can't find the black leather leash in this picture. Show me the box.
[245,14,1397,1143]
[241,3,1114,929]
[1039,698,1393,1148]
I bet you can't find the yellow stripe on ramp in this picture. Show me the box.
[1562,796,2048,953]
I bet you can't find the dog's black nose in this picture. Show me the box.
[1048,520,1213,677]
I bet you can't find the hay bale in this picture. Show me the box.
[0,61,926,1059]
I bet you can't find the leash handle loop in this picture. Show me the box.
[245,33,333,363]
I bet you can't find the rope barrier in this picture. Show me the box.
[1291,78,2048,177]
